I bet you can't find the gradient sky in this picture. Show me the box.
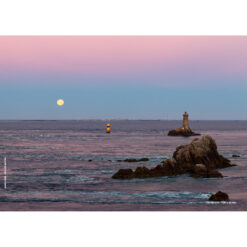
[0,36,247,120]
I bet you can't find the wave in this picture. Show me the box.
[0,190,212,205]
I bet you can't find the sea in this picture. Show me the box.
[0,120,246,211]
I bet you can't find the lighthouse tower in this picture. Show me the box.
[183,112,189,130]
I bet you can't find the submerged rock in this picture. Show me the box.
[118,158,149,162]
[208,191,229,201]
[112,136,233,180]
[232,154,240,158]
[124,158,149,162]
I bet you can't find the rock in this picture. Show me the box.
[134,167,151,178]
[112,135,233,180]
[168,127,200,137]
[112,169,134,179]
[122,158,149,162]
[88,159,92,162]
[232,154,240,158]
[123,158,137,162]
[208,191,229,201]
[190,169,223,178]
[207,170,223,178]
[173,136,232,170]
[139,158,149,162]
[189,163,223,178]
[194,164,207,173]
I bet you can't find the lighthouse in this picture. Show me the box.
[168,112,200,136]
[183,112,189,130]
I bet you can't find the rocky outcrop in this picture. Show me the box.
[168,127,200,137]
[112,136,233,179]
[172,136,231,169]
[209,191,229,201]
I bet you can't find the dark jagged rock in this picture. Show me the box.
[124,158,149,162]
[134,167,152,178]
[209,191,229,201]
[118,158,149,162]
[112,169,134,179]
[232,154,240,158]
[168,128,200,137]
[112,136,234,180]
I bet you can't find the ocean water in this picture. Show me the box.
[0,120,246,211]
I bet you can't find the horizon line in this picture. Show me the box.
[0,119,246,121]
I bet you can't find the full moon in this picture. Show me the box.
[57,99,64,106]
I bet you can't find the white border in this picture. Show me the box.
[0,0,247,35]
[0,212,246,247]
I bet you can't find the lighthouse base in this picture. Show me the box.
[168,127,200,137]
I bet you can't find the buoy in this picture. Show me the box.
[106,123,111,133]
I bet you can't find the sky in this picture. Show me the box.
[0,36,247,120]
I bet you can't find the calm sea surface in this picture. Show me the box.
[0,120,246,211]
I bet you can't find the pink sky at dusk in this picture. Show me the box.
[0,36,247,85]
[1,36,247,120]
